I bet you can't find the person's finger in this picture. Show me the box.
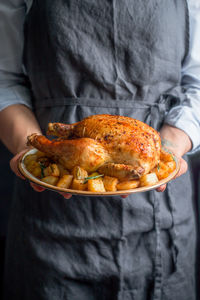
[121,194,129,199]
[174,157,188,179]
[31,182,73,197]
[59,192,72,199]
[30,182,45,192]
[10,150,28,180]
[156,184,166,192]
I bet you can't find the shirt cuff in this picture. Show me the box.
[0,85,32,111]
[164,106,200,154]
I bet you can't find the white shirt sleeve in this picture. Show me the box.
[164,0,200,153]
[0,0,32,111]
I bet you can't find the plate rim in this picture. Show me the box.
[18,148,180,196]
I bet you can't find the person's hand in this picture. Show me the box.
[10,150,72,199]
[156,124,192,192]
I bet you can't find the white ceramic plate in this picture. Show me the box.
[18,148,180,196]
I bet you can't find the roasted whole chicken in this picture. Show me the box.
[27,115,161,180]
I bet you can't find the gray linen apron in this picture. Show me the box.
[4,1,197,299]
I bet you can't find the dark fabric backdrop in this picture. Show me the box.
[189,151,200,298]
[0,143,14,298]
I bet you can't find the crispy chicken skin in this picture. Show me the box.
[27,114,161,177]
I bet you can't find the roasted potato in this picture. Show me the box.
[140,173,159,187]
[57,164,70,176]
[72,166,88,180]
[165,161,176,173]
[56,175,73,189]
[116,180,140,190]
[24,154,38,166]
[26,160,41,173]
[43,164,60,177]
[152,162,169,180]
[31,166,42,178]
[41,176,59,186]
[88,178,105,192]
[160,149,174,162]
[103,176,118,192]
[71,178,88,191]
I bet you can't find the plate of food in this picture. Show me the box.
[18,114,180,196]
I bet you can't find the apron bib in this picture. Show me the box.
[4,1,196,299]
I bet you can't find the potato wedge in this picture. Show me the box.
[72,166,88,180]
[153,168,168,180]
[31,166,42,178]
[152,162,169,180]
[44,164,60,177]
[103,176,118,192]
[165,161,176,173]
[71,178,88,191]
[24,154,38,166]
[26,161,40,173]
[160,149,174,162]
[116,180,140,190]
[57,164,70,176]
[140,173,159,187]
[41,176,59,186]
[56,175,73,189]
[88,178,105,192]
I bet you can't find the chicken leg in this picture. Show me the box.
[27,134,110,172]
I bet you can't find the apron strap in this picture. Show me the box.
[166,183,179,270]
[150,184,180,300]
[149,190,163,300]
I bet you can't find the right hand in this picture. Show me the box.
[10,150,72,199]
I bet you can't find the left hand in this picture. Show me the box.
[156,124,192,192]
[10,149,72,199]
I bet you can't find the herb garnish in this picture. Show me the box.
[171,154,175,161]
[39,162,46,178]
[157,164,160,171]
[84,174,104,184]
